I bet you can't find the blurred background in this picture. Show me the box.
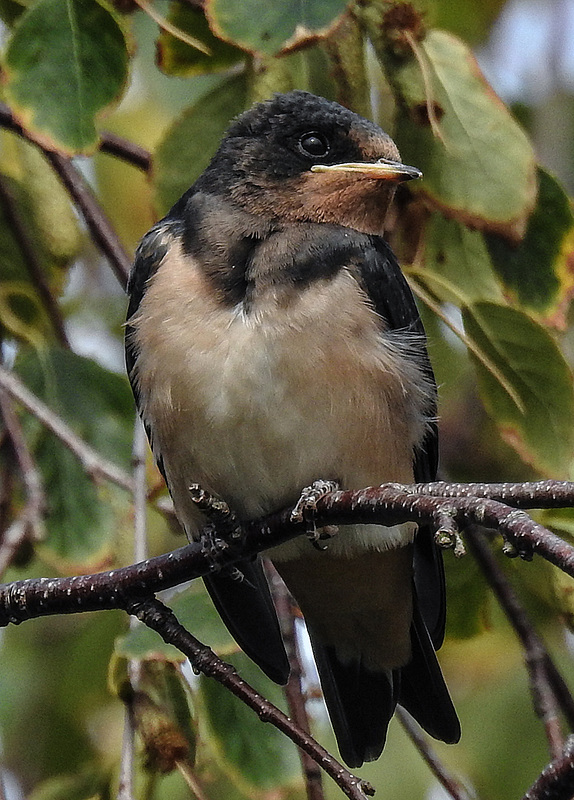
[1,1,574,798]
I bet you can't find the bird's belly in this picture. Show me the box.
[132,263,429,544]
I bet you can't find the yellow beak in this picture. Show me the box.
[311,159,422,182]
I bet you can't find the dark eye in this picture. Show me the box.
[298,132,330,158]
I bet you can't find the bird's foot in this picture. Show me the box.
[290,479,339,551]
[189,483,242,541]
[190,483,244,574]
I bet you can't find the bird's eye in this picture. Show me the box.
[298,132,330,158]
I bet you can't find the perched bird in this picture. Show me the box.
[125,90,460,768]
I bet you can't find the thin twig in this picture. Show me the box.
[0,176,70,347]
[396,708,475,800]
[131,418,149,564]
[465,526,570,758]
[118,419,149,799]
[117,701,137,800]
[0,387,45,574]
[127,597,375,800]
[42,151,131,288]
[100,133,151,173]
[0,768,7,800]
[0,364,133,492]
[0,103,132,288]
[131,0,210,54]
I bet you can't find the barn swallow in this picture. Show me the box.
[125,90,460,767]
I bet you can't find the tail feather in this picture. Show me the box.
[399,601,461,744]
[309,633,397,768]
[308,597,460,768]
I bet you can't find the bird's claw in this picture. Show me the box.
[290,480,339,550]
[191,484,245,575]
[189,483,242,540]
[199,523,228,573]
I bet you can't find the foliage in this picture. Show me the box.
[0,0,573,798]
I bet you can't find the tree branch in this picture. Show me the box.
[0,175,70,348]
[3,483,574,626]
[465,526,572,759]
[126,596,375,800]
[522,736,574,800]
[0,101,132,288]
[413,480,574,509]
[1,482,574,796]
[43,151,131,288]
[0,364,134,493]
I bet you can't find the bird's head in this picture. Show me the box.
[195,90,421,236]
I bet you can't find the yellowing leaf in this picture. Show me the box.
[389,30,537,239]
[3,0,129,154]
[486,168,574,327]
[205,0,349,57]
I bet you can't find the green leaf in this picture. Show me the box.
[0,153,79,349]
[462,302,574,476]
[389,30,537,238]
[153,73,248,215]
[19,142,82,264]
[486,168,574,325]
[205,0,349,56]
[28,769,109,800]
[413,212,505,305]
[3,0,130,154]
[200,651,299,791]
[15,347,134,567]
[157,4,244,77]
[117,581,237,661]
[39,437,117,566]
[444,549,489,638]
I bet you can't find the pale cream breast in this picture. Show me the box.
[130,238,430,550]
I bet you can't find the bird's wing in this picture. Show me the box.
[398,595,460,743]
[310,235,457,760]
[359,236,445,645]
[125,219,290,685]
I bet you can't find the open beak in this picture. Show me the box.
[311,158,422,182]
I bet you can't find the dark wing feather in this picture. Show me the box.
[399,597,460,743]
[339,235,459,754]
[361,237,445,645]
[205,559,290,684]
[125,216,289,686]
